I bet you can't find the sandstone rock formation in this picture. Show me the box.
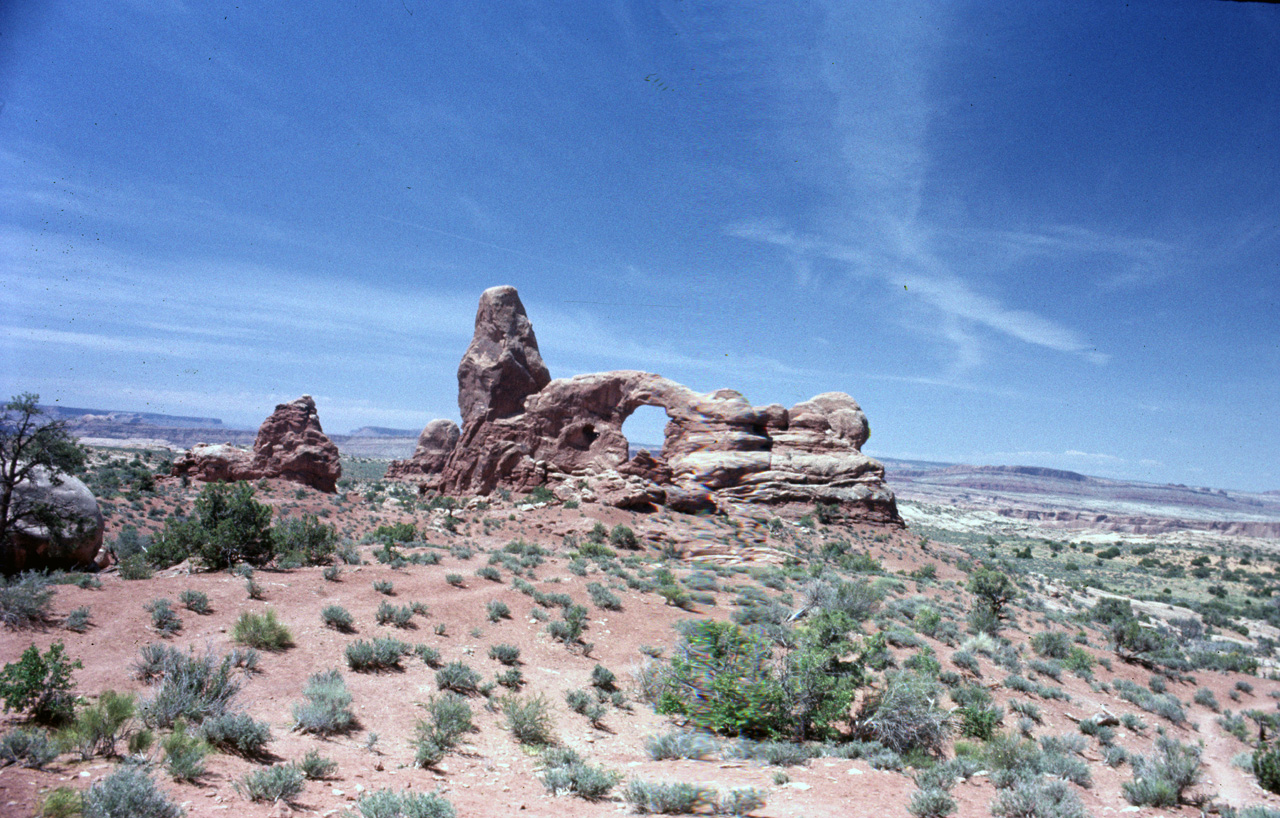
[172,395,341,492]
[388,287,899,524]
[2,467,104,573]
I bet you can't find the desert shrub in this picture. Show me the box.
[1,641,81,724]
[496,667,524,688]
[587,582,623,611]
[990,777,1087,818]
[1031,631,1072,659]
[967,568,1017,632]
[623,780,712,814]
[82,768,183,818]
[376,601,414,628]
[293,668,356,735]
[487,600,511,621]
[64,689,135,759]
[857,671,951,756]
[959,703,1003,740]
[146,598,182,635]
[355,789,456,818]
[489,644,521,665]
[445,573,465,587]
[909,787,957,818]
[547,604,589,644]
[591,664,618,691]
[540,748,621,801]
[160,721,209,782]
[728,739,811,767]
[373,578,395,595]
[237,763,305,803]
[323,564,342,581]
[232,609,292,650]
[415,644,443,668]
[503,693,555,746]
[0,726,57,768]
[0,572,55,629]
[1193,687,1220,712]
[1253,742,1280,794]
[476,565,501,582]
[298,748,337,780]
[136,646,239,728]
[645,730,718,761]
[436,661,482,694]
[118,553,154,579]
[345,638,409,672]
[951,650,980,676]
[181,481,276,569]
[609,524,639,549]
[178,589,210,614]
[199,710,270,756]
[1123,736,1204,807]
[272,513,337,565]
[414,693,474,767]
[321,603,355,632]
[38,786,82,818]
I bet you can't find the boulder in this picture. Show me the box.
[172,395,341,492]
[2,466,104,573]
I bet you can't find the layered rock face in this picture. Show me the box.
[172,395,341,492]
[2,467,105,573]
[388,287,899,523]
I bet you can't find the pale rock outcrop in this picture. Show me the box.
[388,287,900,524]
[172,395,341,492]
[2,467,104,573]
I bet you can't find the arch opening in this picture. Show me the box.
[620,404,668,458]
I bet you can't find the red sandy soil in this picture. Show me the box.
[3,477,1279,818]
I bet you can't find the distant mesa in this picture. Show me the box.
[171,395,342,492]
[348,425,422,438]
[388,285,901,524]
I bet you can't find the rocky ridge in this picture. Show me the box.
[388,286,899,523]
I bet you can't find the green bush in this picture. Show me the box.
[487,600,511,621]
[146,598,182,635]
[298,748,338,780]
[990,778,1087,818]
[587,582,622,611]
[967,568,1016,632]
[959,704,1003,740]
[436,661,481,694]
[118,553,153,579]
[82,768,183,818]
[376,601,414,628]
[160,721,209,782]
[373,579,394,595]
[489,644,521,665]
[272,513,337,565]
[178,589,211,614]
[623,780,711,814]
[0,572,54,628]
[231,609,292,651]
[135,645,240,728]
[355,789,456,818]
[1030,631,1072,659]
[292,668,356,735]
[540,748,621,801]
[857,671,951,756]
[502,693,556,746]
[39,786,82,818]
[644,730,718,761]
[414,693,474,767]
[0,641,81,724]
[1253,742,1280,795]
[64,689,135,759]
[345,638,409,672]
[159,482,275,570]
[237,763,305,803]
[0,726,57,768]
[609,524,639,549]
[199,711,271,757]
[1123,736,1203,807]
[321,603,355,632]
[909,787,956,818]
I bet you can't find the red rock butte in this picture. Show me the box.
[388,285,900,524]
[171,395,342,493]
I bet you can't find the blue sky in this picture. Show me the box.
[2,1,1278,491]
